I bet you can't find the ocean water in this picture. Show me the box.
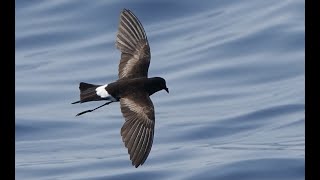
[15,0,305,179]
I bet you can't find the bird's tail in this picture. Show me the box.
[72,82,104,104]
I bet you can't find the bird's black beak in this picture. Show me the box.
[165,88,169,93]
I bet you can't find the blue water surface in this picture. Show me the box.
[15,0,305,179]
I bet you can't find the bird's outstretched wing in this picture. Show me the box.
[116,8,151,79]
[120,92,155,167]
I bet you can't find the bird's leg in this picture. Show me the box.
[71,100,81,104]
[75,101,113,116]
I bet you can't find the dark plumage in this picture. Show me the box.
[72,9,169,168]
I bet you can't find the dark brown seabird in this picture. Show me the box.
[72,9,169,168]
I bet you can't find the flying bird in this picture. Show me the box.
[72,8,169,168]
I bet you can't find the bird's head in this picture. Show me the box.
[158,77,169,93]
[147,77,169,95]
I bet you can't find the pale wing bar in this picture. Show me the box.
[120,97,154,167]
[116,9,151,79]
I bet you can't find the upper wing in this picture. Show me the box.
[120,93,155,167]
[116,8,151,79]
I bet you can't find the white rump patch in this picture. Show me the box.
[95,84,117,101]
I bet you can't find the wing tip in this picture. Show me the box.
[121,8,131,14]
[132,159,144,168]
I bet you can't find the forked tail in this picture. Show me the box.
[72,82,115,116]
[72,82,104,104]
